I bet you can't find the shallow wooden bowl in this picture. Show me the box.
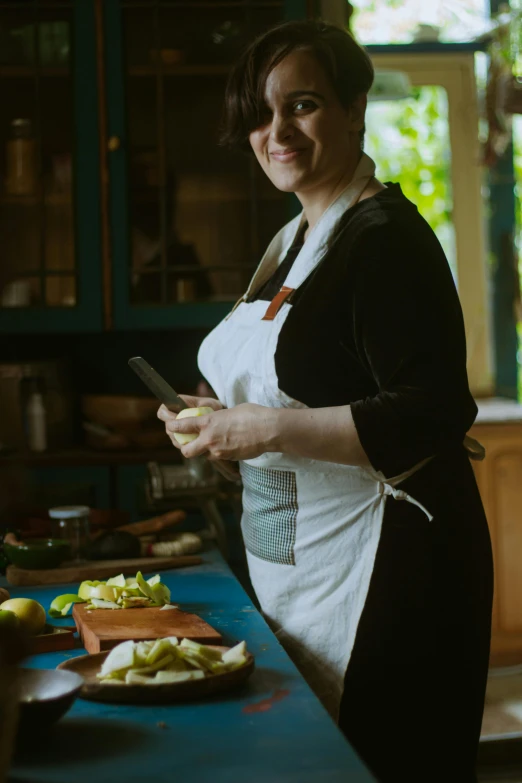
[81,395,159,430]
[57,646,254,704]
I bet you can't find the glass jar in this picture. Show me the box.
[5,118,37,196]
[49,505,90,562]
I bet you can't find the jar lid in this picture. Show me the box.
[48,505,90,519]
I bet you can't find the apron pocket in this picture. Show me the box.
[241,463,297,565]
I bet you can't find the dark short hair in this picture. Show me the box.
[220,20,374,153]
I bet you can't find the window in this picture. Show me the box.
[367,52,493,397]
[351,0,490,45]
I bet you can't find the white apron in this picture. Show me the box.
[197,154,433,718]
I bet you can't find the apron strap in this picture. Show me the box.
[379,481,434,522]
[464,434,486,461]
[261,286,295,321]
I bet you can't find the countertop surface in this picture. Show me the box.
[474,397,522,424]
[4,549,374,783]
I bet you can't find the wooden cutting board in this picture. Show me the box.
[6,555,203,586]
[73,603,222,654]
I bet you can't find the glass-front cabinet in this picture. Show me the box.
[0,0,304,334]
[0,0,102,332]
[106,0,297,329]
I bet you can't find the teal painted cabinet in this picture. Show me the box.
[105,0,307,330]
[0,1,103,333]
[0,1,307,335]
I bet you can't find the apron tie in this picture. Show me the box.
[378,482,434,522]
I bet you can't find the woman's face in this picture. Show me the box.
[249,49,365,196]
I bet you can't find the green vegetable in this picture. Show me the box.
[49,593,85,618]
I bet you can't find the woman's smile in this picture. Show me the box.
[249,49,366,220]
[269,147,308,163]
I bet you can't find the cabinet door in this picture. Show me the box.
[105,0,306,331]
[471,423,522,664]
[0,0,103,333]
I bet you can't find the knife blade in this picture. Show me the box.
[128,357,188,413]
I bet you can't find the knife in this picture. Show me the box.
[128,356,240,485]
[128,357,188,413]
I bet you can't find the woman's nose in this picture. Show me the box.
[270,113,293,144]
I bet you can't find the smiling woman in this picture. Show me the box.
[158,20,493,783]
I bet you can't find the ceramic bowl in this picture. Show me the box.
[17,668,83,731]
[4,538,71,570]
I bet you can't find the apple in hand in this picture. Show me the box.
[173,407,214,445]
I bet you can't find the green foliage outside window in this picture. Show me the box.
[365,85,457,279]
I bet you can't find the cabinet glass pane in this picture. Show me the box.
[122,1,287,306]
[365,85,457,283]
[0,1,76,310]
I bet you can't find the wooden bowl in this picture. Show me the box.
[81,395,160,431]
[57,646,254,704]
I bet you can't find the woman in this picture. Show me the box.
[158,20,493,782]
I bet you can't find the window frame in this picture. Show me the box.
[368,51,493,397]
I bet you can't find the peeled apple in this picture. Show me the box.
[173,407,213,445]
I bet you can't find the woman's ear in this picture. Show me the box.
[349,94,368,132]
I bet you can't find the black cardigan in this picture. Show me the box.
[251,183,477,479]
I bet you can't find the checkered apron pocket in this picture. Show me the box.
[241,463,297,565]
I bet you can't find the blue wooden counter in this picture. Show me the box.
[4,550,374,783]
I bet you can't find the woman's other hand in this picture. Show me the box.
[157,394,224,450]
[164,403,278,462]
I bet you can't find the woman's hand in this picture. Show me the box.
[157,393,224,452]
[176,394,224,412]
[163,403,278,462]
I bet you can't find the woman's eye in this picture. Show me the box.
[294,100,316,113]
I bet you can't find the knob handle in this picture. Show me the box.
[107,136,121,152]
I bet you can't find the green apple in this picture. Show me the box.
[0,610,19,629]
[0,598,46,635]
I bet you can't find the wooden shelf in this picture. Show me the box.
[122,1,282,8]
[0,66,69,77]
[0,447,181,468]
[129,64,230,77]
[0,192,72,206]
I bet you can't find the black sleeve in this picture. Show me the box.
[348,220,477,478]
